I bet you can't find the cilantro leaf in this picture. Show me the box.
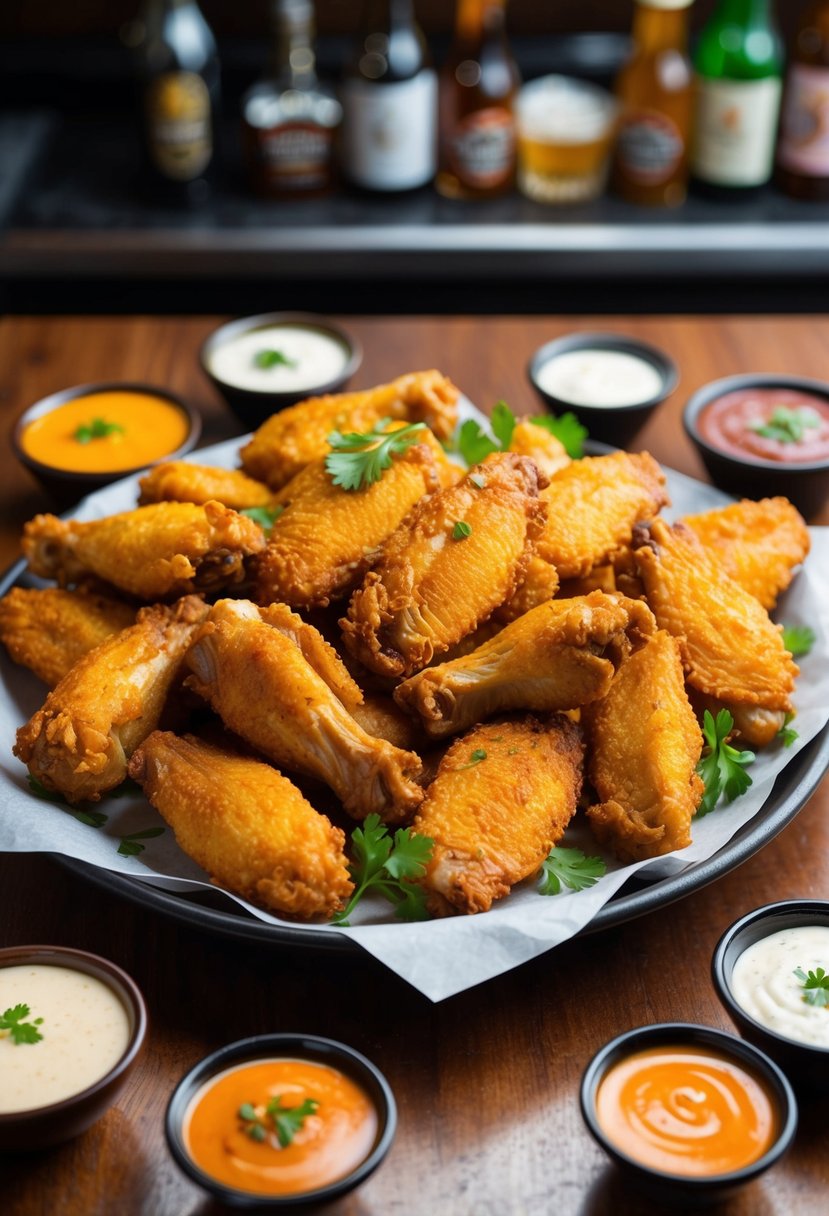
[794,966,829,1007]
[456,418,498,466]
[117,826,165,857]
[490,400,516,449]
[325,420,427,491]
[0,1003,44,1045]
[333,813,433,925]
[268,1096,320,1148]
[539,847,606,896]
[73,418,125,444]
[695,709,755,817]
[781,623,816,658]
[452,520,472,540]
[529,412,588,459]
[777,712,799,748]
[241,504,284,534]
[73,808,108,828]
[749,406,820,444]
[456,747,487,771]
[253,348,297,370]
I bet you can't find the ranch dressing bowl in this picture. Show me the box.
[0,944,147,1151]
[201,313,362,429]
[713,900,829,1090]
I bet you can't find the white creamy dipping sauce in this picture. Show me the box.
[208,325,349,393]
[731,925,829,1048]
[536,349,663,408]
[0,963,131,1113]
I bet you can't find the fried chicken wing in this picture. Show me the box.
[129,732,352,920]
[252,437,440,610]
[633,518,798,745]
[442,554,560,660]
[341,453,547,678]
[22,501,265,600]
[239,370,459,491]
[256,601,363,712]
[350,692,426,752]
[0,587,135,688]
[138,461,276,511]
[414,716,583,915]
[585,631,704,862]
[682,497,810,611]
[14,596,208,803]
[536,451,669,578]
[504,416,571,479]
[184,599,423,823]
[395,591,656,739]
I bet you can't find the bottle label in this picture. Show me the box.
[341,71,438,190]
[615,111,684,185]
[692,76,782,186]
[777,64,829,178]
[146,71,212,181]
[250,123,334,192]
[448,106,515,189]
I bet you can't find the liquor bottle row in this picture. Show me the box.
[134,0,829,207]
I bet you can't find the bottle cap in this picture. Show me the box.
[636,0,693,8]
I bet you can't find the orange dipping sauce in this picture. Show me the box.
[20,390,191,474]
[595,1046,778,1178]
[183,1057,379,1197]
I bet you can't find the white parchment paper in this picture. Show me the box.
[1,428,827,1002]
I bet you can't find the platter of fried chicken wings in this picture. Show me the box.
[1,370,827,999]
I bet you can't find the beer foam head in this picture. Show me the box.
[517,75,617,145]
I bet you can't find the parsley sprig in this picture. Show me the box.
[781,623,816,658]
[794,966,829,1008]
[455,400,587,465]
[73,418,125,444]
[0,1003,44,1045]
[118,826,165,857]
[777,712,799,748]
[696,709,755,817]
[325,419,427,491]
[333,813,433,925]
[538,847,606,896]
[239,1096,319,1147]
[253,348,297,370]
[749,405,820,444]
[241,504,284,534]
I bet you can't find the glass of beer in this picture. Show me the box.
[516,76,617,203]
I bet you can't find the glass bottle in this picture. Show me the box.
[776,2,829,201]
[340,0,438,192]
[612,0,693,207]
[242,0,341,197]
[691,0,783,194]
[135,0,220,203]
[436,0,520,199]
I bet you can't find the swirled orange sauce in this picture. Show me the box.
[183,1057,378,1197]
[21,391,190,473]
[595,1046,778,1177]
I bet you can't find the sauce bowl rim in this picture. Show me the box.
[527,330,679,416]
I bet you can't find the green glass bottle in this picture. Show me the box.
[691,0,783,193]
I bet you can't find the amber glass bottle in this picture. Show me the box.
[612,0,693,207]
[776,2,829,201]
[436,0,520,199]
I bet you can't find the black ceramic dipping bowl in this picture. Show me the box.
[580,1022,797,1208]
[712,900,829,1091]
[165,1032,397,1210]
[683,374,829,517]
[200,312,363,429]
[527,331,678,447]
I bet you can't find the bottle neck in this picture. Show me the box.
[270,1,317,86]
[711,0,773,24]
[632,4,689,53]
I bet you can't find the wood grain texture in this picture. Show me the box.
[0,314,827,1216]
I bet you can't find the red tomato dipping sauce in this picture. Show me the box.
[594,1046,779,1178]
[697,388,829,464]
[183,1057,379,1197]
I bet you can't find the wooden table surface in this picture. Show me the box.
[0,314,827,1216]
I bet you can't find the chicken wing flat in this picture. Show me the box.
[184,599,423,822]
[341,453,547,678]
[256,601,363,712]
[505,417,571,479]
[682,497,810,611]
[414,716,583,915]
[536,451,669,578]
[585,631,704,862]
[138,461,276,510]
[633,518,798,745]
[239,370,459,491]
[0,587,135,688]
[14,596,208,803]
[350,692,426,752]
[442,554,561,660]
[22,501,265,600]
[395,591,656,739]
[252,437,440,610]
[129,732,352,920]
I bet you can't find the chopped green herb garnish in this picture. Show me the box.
[529,412,588,459]
[696,709,755,817]
[102,777,144,800]
[538,847,606,896]
[117,826,165,857]
[0,1004,44,1045]
[241,504,285,534]
[333,814,433,926]
[239,1097,319,1147]
[452,520,472,540]
[490,400,516,450]
[456,419,498,466]
[73,418,125,444]
[73,808,108,828]
[253,348,297,370]
[325,419,427,491]
[794,966,829,1008]
[777,712,799,748]
[749,405,820,444]
[456,747,487,771]
[455,401,587,467]
[781,623,816,658]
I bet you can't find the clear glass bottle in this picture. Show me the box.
[340,0,438,192]
[242,0,341,198]
[776,2,829,201]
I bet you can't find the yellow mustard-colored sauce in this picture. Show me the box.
[20,391,190,473]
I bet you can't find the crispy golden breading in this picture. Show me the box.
[585,631,704,862]
[252,439,440,610]
[557,564,618,599]
[341,453,547,678]
[536,451,669,578]
[505,417,571,479]
[138,461,277,510]
[239,370,459,491]
[256,601,363,712]
[442,554,561,660]
[14,596,208,803]
[184,599,423,823]
[414,716,583,915]
[0,587,135,688]
[633,518,798,745]
[129,732,352,920]
[395,591,656,739]
[22,501,265,601]
[350,692,425,752]
[682,497,810,611]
